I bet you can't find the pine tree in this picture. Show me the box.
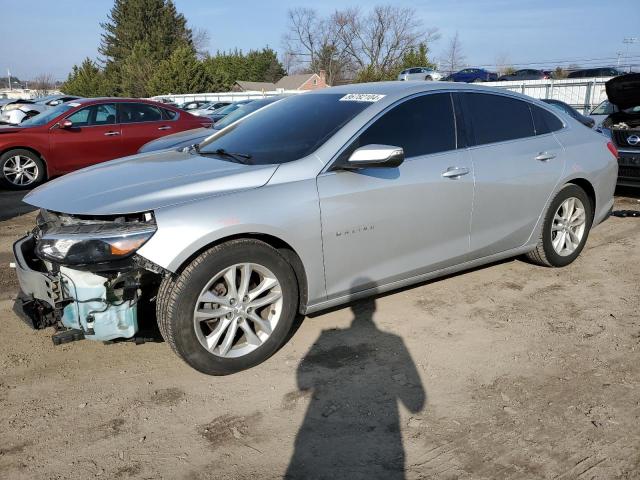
[147,45,209,95]
[119,42,157,97]
[99,0,193,66]
[62,58,110,96]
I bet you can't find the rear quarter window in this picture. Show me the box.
[530,104,564,135]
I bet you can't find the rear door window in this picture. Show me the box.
[460,92,535,146]
[118,103,163,123]
[346,93,457,159]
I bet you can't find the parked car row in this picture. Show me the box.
[0,98,211,188]
[0,96,278,188]
[400,66,629,84]
[0,95,81,125]
[11,81,618,375]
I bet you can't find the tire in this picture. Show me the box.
[526,184,593,267]
[0,149,46,189]
[425,75,433,81]
[157,239,299,375]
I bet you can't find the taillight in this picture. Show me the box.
[606,141,618,159]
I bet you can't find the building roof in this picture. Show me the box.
[275,73,318,90]
[235,81,276,91]
[235,73,322,92]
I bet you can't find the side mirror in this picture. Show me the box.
[60,119,73,129]
[344,144,404,169]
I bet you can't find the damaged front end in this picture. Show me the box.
[12,209,165,345]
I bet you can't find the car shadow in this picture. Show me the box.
[285,279,426,480]
[0,189,36,221]
[615,186,640,200]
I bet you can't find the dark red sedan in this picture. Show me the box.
[0,98,211,189]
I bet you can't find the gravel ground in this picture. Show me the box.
[0,191,639,480]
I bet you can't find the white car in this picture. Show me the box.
[0,95,81,124]
[398,67,442,81]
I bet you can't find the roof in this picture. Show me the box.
[235,81,276,91]
[70,97,176,106]
[275,73,318,90]
[305,80,553,106]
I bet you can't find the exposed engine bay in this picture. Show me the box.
[12,210,165,345]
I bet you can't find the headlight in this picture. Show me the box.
[35,217,156,265]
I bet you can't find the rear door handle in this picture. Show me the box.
[535,152,556,162]
[158,125,172,131]
[442,167,470,179]
[104,131,120,136]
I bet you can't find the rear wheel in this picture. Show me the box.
[526,184,593,267]
[0,149,45,189]
[157,239,299,375]
[425,75,433,81]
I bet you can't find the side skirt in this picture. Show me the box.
[304,245,535,315]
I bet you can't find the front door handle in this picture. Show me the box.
[104,131,120,136]
[158,125,172,131]
[442,167,470,179]
[535,152,556,162]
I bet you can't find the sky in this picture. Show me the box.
[1,0,638,81]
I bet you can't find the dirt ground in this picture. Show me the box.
[1,191,639,480]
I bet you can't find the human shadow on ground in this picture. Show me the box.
[285,279,426,480]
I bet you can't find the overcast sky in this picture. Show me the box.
[1,0,638,80]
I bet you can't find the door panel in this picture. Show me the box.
[49,103,123,171]
[458,92,566,257]
[467,136,564,256]
[318,149,474,301]
[118,103,172,153]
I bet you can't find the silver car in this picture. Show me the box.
[398,67,442,81]
[12,82,617,375]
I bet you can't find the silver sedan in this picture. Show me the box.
[13,82,617,375]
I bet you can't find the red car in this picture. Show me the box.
[0,98,211,189]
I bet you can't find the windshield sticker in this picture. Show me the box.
[339,93,386,103]
[68,102,82,107]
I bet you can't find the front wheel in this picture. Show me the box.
[157,239,299,375]
[0,149,46,189]
[526,184,593,267]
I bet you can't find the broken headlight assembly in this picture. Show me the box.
[34,211,157,266]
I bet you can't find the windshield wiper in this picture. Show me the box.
[189,144,253,164]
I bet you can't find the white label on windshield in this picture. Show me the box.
[339,94,386,102]
[68,102,82,107]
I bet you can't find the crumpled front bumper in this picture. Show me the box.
[12,235,64,329]
[12,234,139,341]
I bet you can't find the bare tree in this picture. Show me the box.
[31,73,56,97]
[332,6,439,78]
[192,27,211,59]
[494,53,514,76]
[283,7,353,84]
[440,31,466,74]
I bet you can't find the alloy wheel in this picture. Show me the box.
[551,197,586,256]
[3,155,39,186]
[193,263,283,358]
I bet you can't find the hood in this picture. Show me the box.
[606,73,640,110]
[137,127,212,153]
[24,149,278,215]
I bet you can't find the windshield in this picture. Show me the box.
[213,99,278,130]
[32,94,60,104]
[20,104,74,126]
[200,93,373,165]
[213,103,244,115]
